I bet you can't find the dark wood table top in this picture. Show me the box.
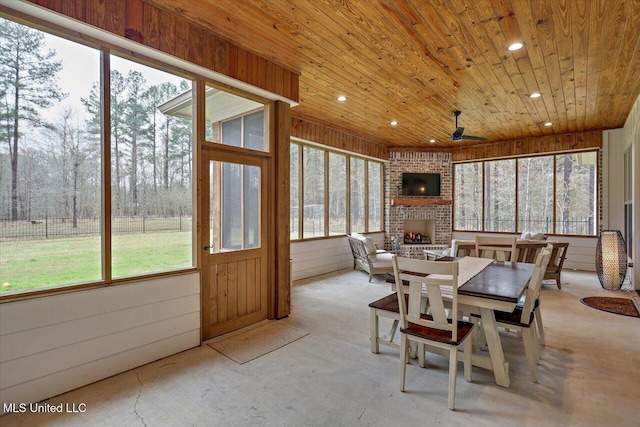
[458,261,535,303]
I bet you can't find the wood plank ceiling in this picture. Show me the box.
[148,0,640,149]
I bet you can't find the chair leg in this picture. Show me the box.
[400,335,408,392]
[556,275,561,289]
[418,342,426,368]
[535,310,546,346]
[531,326,541,363]
[388,319,399,343]
[368,271,373,282]
[448,347,458,410]
[522,328,538,382]
[370,308,379,354]
[463,338,473,383]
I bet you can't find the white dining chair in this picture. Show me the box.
[475,235,517,262]
[494,246,552,382]
[393,256,475,410]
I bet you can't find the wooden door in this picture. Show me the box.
[201,149,268,339]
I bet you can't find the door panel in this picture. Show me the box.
[202,150,268,339]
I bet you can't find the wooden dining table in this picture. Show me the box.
[456,259,535,388]
[390,256,536,388]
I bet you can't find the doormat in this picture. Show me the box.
[207,322,309,364]
[580,296,639,318]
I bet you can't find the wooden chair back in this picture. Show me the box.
[475,236,517,262]
[347,236,369,264]
[545,242,569,274]
[393,256,460,341]
[520,246,552,323]
[515,241,548,263]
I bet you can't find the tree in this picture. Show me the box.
[82,70,127,213]
[122,70,148,215]
[0,18,65,220]
[48,108,92,227]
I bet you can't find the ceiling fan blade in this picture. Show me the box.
[460,134,487,141]
[451,126,465,141]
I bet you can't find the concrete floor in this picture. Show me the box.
[2,269,639,426]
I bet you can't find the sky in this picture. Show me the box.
[40,31,187,124]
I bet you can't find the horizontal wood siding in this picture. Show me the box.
[291,233,384,281]
[451,231,596,272]
[291,117,389,160]
[0,273,200,411]
[452,131,602,161]
[26,0,299,101]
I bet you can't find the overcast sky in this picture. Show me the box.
[41,31,187,124]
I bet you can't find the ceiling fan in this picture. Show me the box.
[451,110,487,142]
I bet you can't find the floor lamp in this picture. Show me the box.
[596,230,628,290]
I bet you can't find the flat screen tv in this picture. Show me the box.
[402,173,441,196]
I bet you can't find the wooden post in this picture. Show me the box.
[274,101,291,318]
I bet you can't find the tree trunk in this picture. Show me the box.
[152,112,157,191]
[73,149,79,229]
[589,164,595,234]
[11,63,20,221]
[562,155,572,233]
[131,129,138,215]
[164,119,169,189]
[485,163,491,230]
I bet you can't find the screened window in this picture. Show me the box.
[110,56,193,279]
[0,21,102,293]
[454,151,598,236]
[290,141,383,240]
[518,156,554,233]
[0,17,195,295]
[208,161,260,252]
[555,152,597,235]
[303,146,325,238]
[484,159,516,232]
[368,162,382,232]
[290,143,300,239]
[350,158,366,233]
[204,84,266,152]
[329,153,347,235]
[454,162,482,231]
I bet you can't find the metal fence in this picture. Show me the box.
[0,215,193,240]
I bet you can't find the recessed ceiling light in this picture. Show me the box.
[390,120,398,126]
[429,139,436,143]
[544,122,553,127]
[508,42,524,51]
[337,95,347,102]
[530,92,541,98]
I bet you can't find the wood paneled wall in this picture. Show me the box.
[452,131,602,162]
[25,0,299,101]
[291,116,389,160]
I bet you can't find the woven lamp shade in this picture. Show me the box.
[595,230,627,290]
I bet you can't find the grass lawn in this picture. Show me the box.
[0,231,192,294]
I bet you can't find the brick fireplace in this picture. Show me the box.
[384,152,452,258]
[403,219,435,244]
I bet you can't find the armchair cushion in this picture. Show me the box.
[521,230,546,241]
[369,252,394,269]
[351,232,378,255]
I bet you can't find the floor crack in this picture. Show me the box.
[358,408,366,420]
[134,370,148,427]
